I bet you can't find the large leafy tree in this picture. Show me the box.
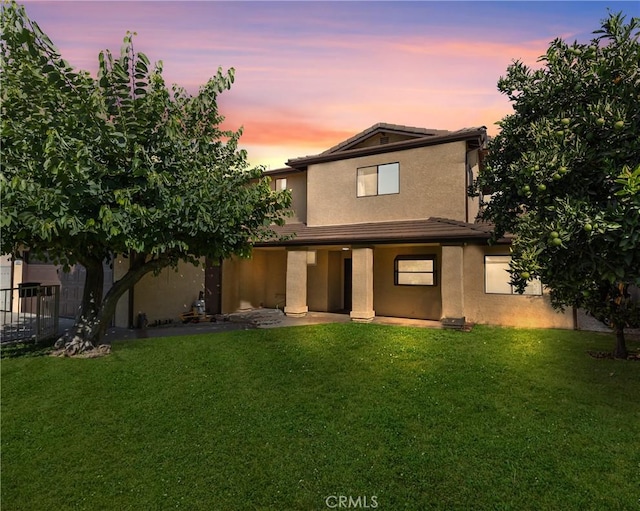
[474,12,639,358]
[1,2,290,353]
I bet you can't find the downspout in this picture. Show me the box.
[465,147,474,224]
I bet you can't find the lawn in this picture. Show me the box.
[1,324,639,510]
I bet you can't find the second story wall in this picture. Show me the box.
[270,171,307,224]
[306,141,468,227]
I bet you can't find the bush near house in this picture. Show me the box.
[2,324,639,510]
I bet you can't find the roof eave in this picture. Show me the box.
[286,128,486,170]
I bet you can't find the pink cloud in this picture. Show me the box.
[20,0,623,168]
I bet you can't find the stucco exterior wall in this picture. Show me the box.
[307,250,330,312]
[327,251,343,311]
[132,259,205,324]
[463,244,574,329]
[373,245,442,320]
[222,250,286,313]
[306,141,468,226]
[272,172,307,224]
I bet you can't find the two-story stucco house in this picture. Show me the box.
[215,123,573,329]
[0,123,577,329]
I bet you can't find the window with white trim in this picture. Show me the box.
[275,178,287,191]
[357,162,399,197]
[395,255,436,286]
[485,255,542,295]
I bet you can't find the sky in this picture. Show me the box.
[21,1,639,169]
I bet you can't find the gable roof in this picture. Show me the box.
[256,217,506,247]
[286,125,487,170]
[320,122,451,155]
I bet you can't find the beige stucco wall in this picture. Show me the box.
[131,259,205,324]
[223,248,345,314]
[222,249,287,313]
[306,142,468,226]
[463,244,574,329]
[307,248,362,313]
[271,172,307,224]
[307,250,329,312]
[373,246,442,320]
[327,251,344,311]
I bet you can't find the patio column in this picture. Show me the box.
[350,246,375,322]
[284,249,308,317]
[440,244,465,327]
[11,256,24,313]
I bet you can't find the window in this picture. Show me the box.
[485,255,542,295]
[357,162,399,197]
[395,255,436,286]
[275,178,287,191]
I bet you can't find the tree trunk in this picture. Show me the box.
[55,257,104,355]
[55,253,169,356]
[613,326,628,359]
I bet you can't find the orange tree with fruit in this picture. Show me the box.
[473,12,640,358]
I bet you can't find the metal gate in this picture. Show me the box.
[0,285,60,343]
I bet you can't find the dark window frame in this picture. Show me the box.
[394,254,437,286]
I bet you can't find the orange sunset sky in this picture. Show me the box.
[22,1,639,169]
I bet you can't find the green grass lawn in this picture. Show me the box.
[2,324,639,510]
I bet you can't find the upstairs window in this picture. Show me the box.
[485,255,542,295]
[275,178,287,191]
[395,255,436,286]
[357,162,399,197]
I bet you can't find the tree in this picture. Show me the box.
[1,2,291,354]
[473,12,640,358]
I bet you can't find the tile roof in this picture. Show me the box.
[262,166,297,176]
[320,122,451,155]
[256,217,505,247]
[260,124,487,174]
[286,126,487,169]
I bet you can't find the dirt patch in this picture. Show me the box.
[50,344,112,358]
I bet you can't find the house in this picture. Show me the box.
[7,123,572,329]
